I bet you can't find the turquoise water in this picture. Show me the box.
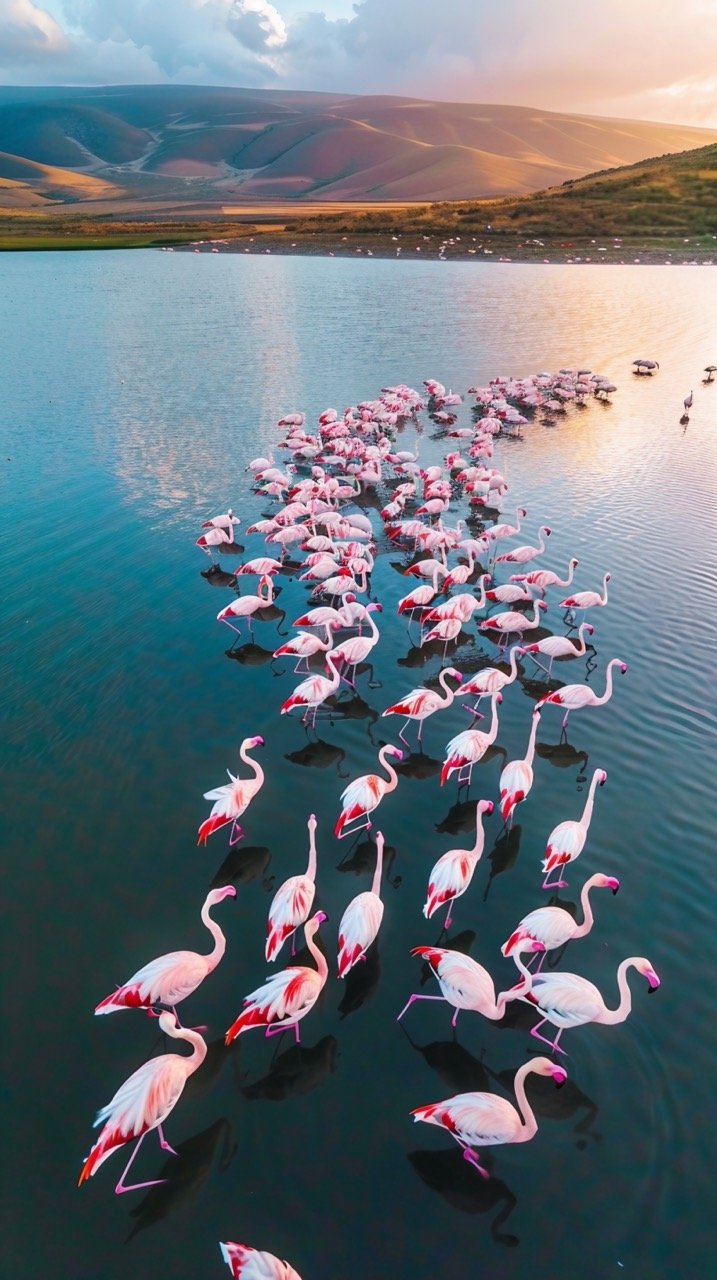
[2,252,716,1280]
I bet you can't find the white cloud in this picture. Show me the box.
[0,0,716,126]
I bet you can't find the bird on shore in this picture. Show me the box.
[94,886,236,1020]
[78,1013,206,1193]
[411,1058,568,1179]
[225,911,328,1045]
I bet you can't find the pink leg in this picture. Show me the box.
[444,900,454,929]
[399,720,411,745]
[229,821,244,847]
[461,1145,490,1179]
[542,868,568,890]
[530,1019,567,1056]
[114,1129,175,1195]
[396,993,445,1022]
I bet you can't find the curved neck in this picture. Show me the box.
[378,747,400,793]
[575,624,590,655]
[371,837,384,896]
[597,661,619,705]
[488,696,501,742]
[475,575,490,607]
[304,924,328,981]
[325,652,342,690]
[597,959,636,1024]
[532,601,543,623]
[580,771,603,827]
[509,1062,540,1139]
[508,645,521,678]
[367,611,380,642]
[563,561,576,587]
[201,896,228,970]
[437,669,457,705]
[239,742,264,789]
[305,824,318,880]
[524,713,540,768]
[573,876,600,939]
[472,807,489,856]
[164,1021,207,1073]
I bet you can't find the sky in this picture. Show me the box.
[1,0,716,127]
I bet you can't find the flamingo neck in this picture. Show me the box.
[596,959,636,1024]
[163,1021,208,1072]
[601,575,610,604]
[562,561,576,587]
[305,826,318,881]
[378,747,400,793]
[371,838,384,896]
[509,1062,540,1140]
[304,925,328,981]
[201,897,228,970]
[240,742,264,789]
[580,771,602,827]
[488,697,500,743]
[325,652,342,690]
[475,575,490,607]
[573,877,599,939]
[367,612,380,643]
[525,713,540,768]
[508,645,521,678]
[597,661,619,705]
[575,624,590,655]
[472,808,488,856]
[437,669,457,706]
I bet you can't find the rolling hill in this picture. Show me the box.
[0,85,715,209]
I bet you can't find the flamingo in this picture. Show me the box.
[197,526,239,557]
[403,559,449,591]
[220,1242,303,1280]
[519,623,594,678]
[441,692,502,786]
[484,507,528,543]
[216,576,274,637]
[510,558,578,596]
[397,583,437,622]
[225,911,328,1045]
[502,872,620,969]
[94,886,236,1019]
[382,666,463,745]
[536,659,627,731]
[541,767,607,888]
[443,545,485,588]
[335,743,403,839]
[509,957,660,1055]
[423,800,494,928]
[280,651,342,728]
[421,577,491,626]
[485,583,534,606]
[329,603,382,687]
[498,706,541,824]
[480,600,547,648]
[201,508,240,538]
[78,1012,206,1193]
[265,815,319,962]
[494,526,552,565]
[337,831,386,976]
[273,625,335,674]
[411,1057,568,1179]
[560,572,610,624]
[198,736,265,846]
[460,646,522,716]
[398,941,544,1028]
[683,389,694,416]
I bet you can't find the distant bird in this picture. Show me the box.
[94,886,236,1019]
[335,744,403,838]
[494,526,552,565]
[220,1241,303,1280]
[536,659,627,731]
[423,800,494,927]
[197,736,265,845]
[541,767,607,888]
[508,957,660,1055]
[410,1057,568,1179]
[510,558,579,597]
[337,832,386,976]
[78,1012,206,1192]
[560,573,610,624]
[519,623,594,678]
[502,872,620,968]
[265,815,319,962]
[225,911,328,1045]
[683,389,694,416]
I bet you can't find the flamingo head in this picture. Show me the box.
[518,507,528,517]
[446,668,463,683]
[537,600,549,611]
[479,799,494,816]
[386,745,405,761]
[244,735,265,749]
[495,692,504,704]
[367,602,383,613]
[619,663,628,675]
[570,558,579,567]
[530,1057,568,1085]
[595,874,620,895]
[551,1065,568,1086]
[344,593,357,604]
[308,813,317,832]
[207,885,237,906]
[585,624,595,635]
[636,958,660,991]
[542,527,553,536]
[598,769,608,786]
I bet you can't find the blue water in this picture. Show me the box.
[1,252,716,1280]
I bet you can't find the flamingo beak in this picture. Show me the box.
[609,878,620,895]
[646,970,661,992]
[552,1066,568,1087]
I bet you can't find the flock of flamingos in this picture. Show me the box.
[78,370,660,1279]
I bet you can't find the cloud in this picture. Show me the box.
[1,0,716,127]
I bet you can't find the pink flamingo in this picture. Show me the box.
[560,572,610,623]
[541,767,607,888]
[510,957,660,1055]
[443,545,485,588]
[220,1242,303,1280]
[460,646,522,716]
[519,623,594,678]
[485,583,533,606]
[329,603,382,687]
[335,743,403,839]
[202,508,240,537]
[233,557,283,578]
[337,832,386,976]
[398,941,543,1028]
[510,557,579,596]
[423,800,494,927]
[420,615,463,658]
[536,659,627,730]
[273,625,335,674]
[441,692,502,786]
[216,576,274,637]
[265,815,319,962]
[411,1057,568,1179]
[78,1012,206,1193]
[397,584,437,621]
[197,526,238,556]
[382,666,463,745]
[498,706,541,824]
[225,911,328,1045]
[484,507,528,544]
[480,600,547,648]
[198,736,265,846]
[280,651,342,728]
[494,526,552,565]
[422,578,491,626]
[94,885,236,1019]
[502,872,620,969]
[403,558,449,591]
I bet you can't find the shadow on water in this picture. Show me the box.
[240,1035,338,1101]
[400,1026,492,1093]
[483,825,523,901]
[209,845,273,892]
[483,1062,602,1149]
[407,1149,519,1245]
[395,750,442,781]
[125,1117,236,1241]
[338,942,381,1018]
[224,642,277,667]
[325,693,379,742]
[535,739,589,789]
[336,837,401,888]
[285,738,349,776]
[200,564,241,589]
[435,775,505,834]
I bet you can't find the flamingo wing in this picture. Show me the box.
[79,1055,186,1182]
[499,761,531,820]
[220,1242,303,1280]
[526,972,603,1025]
[95,951,207,1013]
[412,1091,519,1146]
[335,773,382,835]
[382,688,433,718]
[225,967,321,1043]
[337,892,384,976]
[265,877,316,961]
[423,851,474,917]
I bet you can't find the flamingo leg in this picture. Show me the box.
[221,619,244,637]
[396,993,444,1022]
[444,900,454,929]
[114,1131,170,1195]
[156,1124,177,1155]
[399,720,412,746]
[460,1144,491,1179]
[530,1019,567,1056]
[229,820,244,847]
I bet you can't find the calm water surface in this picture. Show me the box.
[1,254,716,1280]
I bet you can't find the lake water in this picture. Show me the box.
[2,252,716,1280]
